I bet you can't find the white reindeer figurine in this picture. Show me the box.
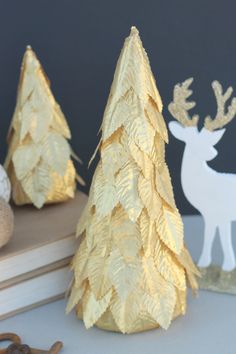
[168,78,236,271]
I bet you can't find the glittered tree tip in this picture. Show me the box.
[130,26,139,35]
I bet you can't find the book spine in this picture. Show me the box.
[0,266,71,318]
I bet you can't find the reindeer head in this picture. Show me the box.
[168,78,236,161]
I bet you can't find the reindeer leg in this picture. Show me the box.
[219,222,235,271]
[198,220,216,268]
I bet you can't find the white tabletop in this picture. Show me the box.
[0,215,235,354]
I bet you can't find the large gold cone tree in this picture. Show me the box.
[4,46,84,208]
[67,27,199,333]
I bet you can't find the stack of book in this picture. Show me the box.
[0,191,87,319]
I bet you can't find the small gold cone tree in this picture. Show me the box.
[4,46,84,208]
[67,27,199,333]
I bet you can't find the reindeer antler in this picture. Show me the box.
[168,78,199,127]
[204,81,236,131]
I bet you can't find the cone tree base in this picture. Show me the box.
[76,300,185,334]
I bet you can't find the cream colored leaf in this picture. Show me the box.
[145,97,168,143]
[156,163,176,209]
[51,103,71,139]
[42,132,70,176]
[138,210,157,256]
[88,249,112,299]
[141,256,162,295]
[66,281,86,313]
[116,161,143,222]
[76,202,91,237]
[110,290,141,333]
[20,86,52,142]
[86,214,112,253]
[108,248,141,301]
[20,159,51,208]
[72,240,89,287]
[12,144,41,180]
[93,165,119,217]
[177,246,200,276]
[176,246,200,292]
[139,209,150,253]
[129,140,153,179]
[149,133,165,165]
[142,258,177,329]
[142,286,176,330]
[156,208,183,255]
[154,238,186,290]
[112,206,141,259]
[138,174,162,220]
[125,113,155,154]
[101,139,128,180]
[102,96,131,141]
[83,288,113,328]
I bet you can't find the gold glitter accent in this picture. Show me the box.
[204,81,236,131]
[168,78,199,127]
[169,78,236,130]
[199,265,236,294]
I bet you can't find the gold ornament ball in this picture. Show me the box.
[0,197,14,249]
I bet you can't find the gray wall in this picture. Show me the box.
[0,0,236,214]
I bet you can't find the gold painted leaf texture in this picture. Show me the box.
[12,144,41,180]
[116,161,143,222]
[83,289,113,328]
[42,132,71,176]
[156,208,183,255]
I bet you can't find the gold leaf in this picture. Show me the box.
[156,207,183,255]
[129,140,153,179]
[138,174,162,220]
[102,96,131,141]
[12,144,41,180]
[72,240,89,287]
[88,249,112,299]
[156,163,176,209]
[112,206,142,259]
[176,246,200,291]
[139,210,157,256]
[46,159,76,202]
[149,133,165,165]
[108,248,141,301]
[154,238,186,290]
[142,285,176,330]
[116,161,143,222]
[86,214,112,253]
[21,91,52,143]
[76,202,91,237]
[101,138,128,180]
[41,132,70,176]
[66,281,87,314]
[20,159,51,208]
[125,113,155,154]
[83,288,113,328]
[142,258,177,329]
[93,164,119,217]
[141,256,161,295]
[51,103,71,139]
[145,97,168,143]
[110,290,141,333]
